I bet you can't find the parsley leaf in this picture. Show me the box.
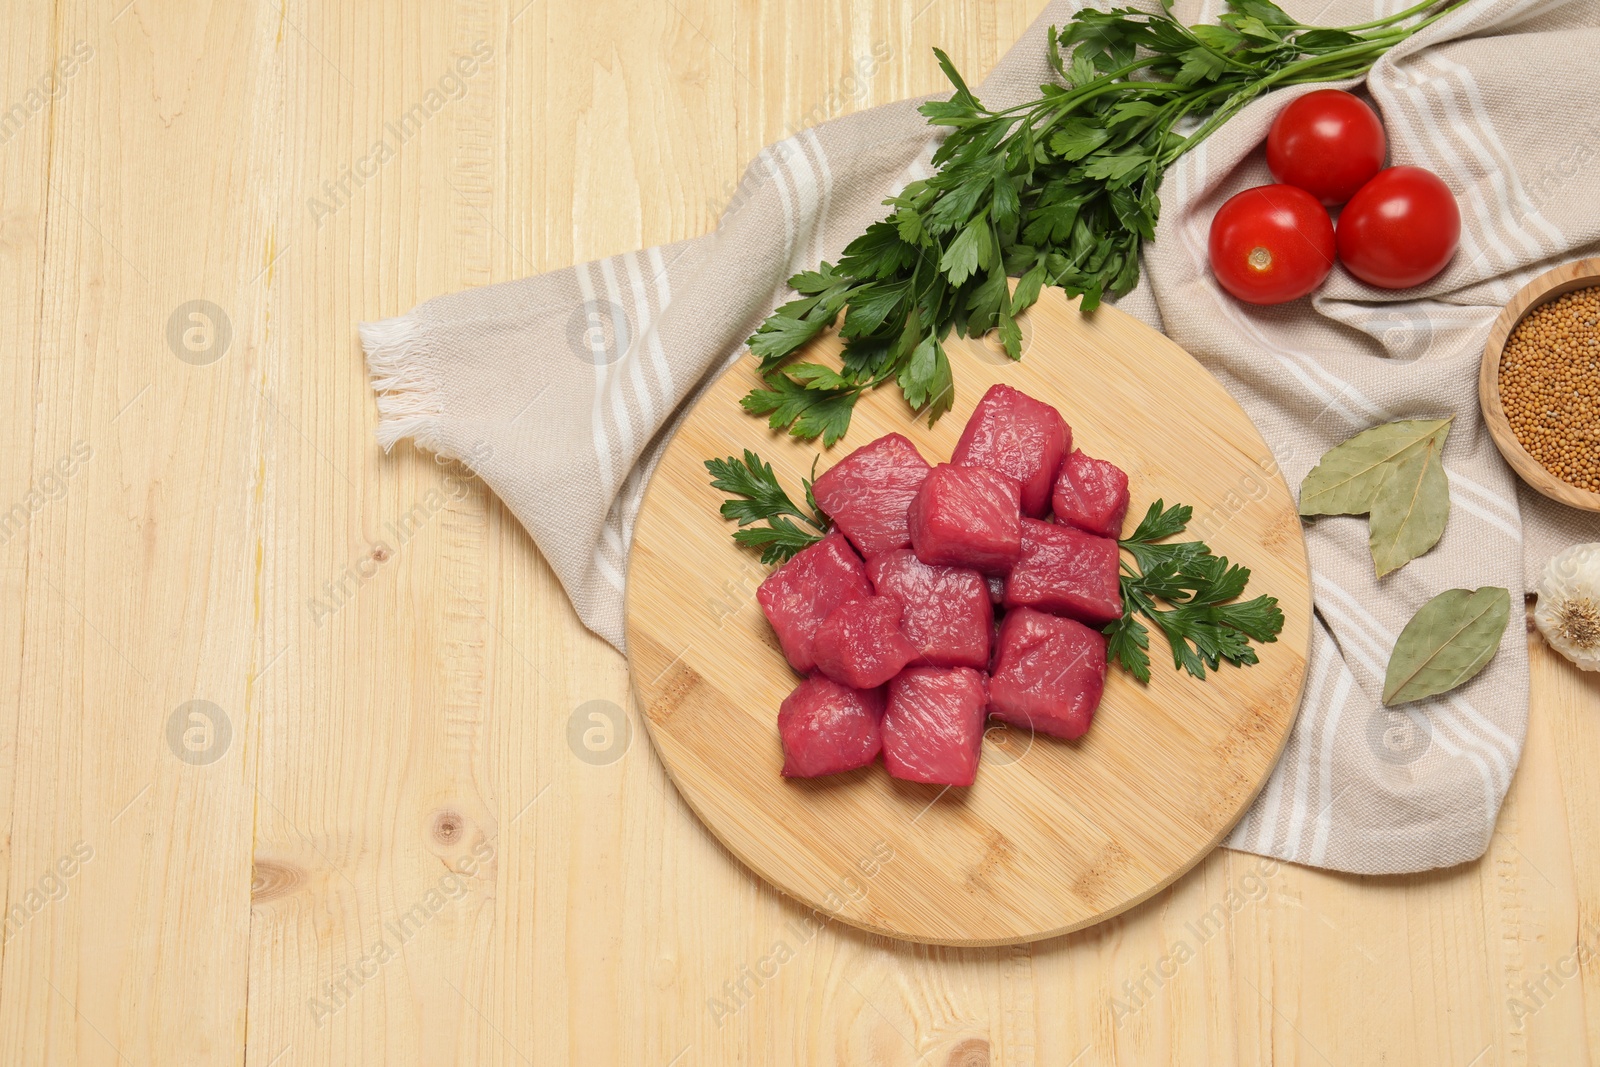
[733,520,827,567]
[740,375,861,447]
[896,333,955,425]
[1122,499,1194,544]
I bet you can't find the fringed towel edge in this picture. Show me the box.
[361,313,443,453]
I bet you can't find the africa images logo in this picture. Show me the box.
[0,41,93,147]
[0,440,92,547]
[306,41,493,228]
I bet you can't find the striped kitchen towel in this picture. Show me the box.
[362,0,1600,875]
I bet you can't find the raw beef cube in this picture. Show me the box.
[907,464,1022,574]
[867,550,993,670]
[757,531,873,674]
[1004,519,1124,626]
[812,595,920,689]
[883,667,989,786]
[1052,449,1130,539]
[988,607,1107,740]
[778,675,885,778]
[810,434,932,558]
[952,384,1071,517]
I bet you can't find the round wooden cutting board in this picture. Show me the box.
[624,287,1312,946]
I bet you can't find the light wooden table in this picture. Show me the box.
[3,2,1598,1064]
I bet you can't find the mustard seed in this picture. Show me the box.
[1499,286,1600,494]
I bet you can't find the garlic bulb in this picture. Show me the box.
[1534,543,1600,672]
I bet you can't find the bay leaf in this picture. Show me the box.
[1299,417,1452,517]
[1368,424,1451,577]
[1382,586,1511,706]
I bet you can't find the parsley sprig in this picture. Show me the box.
[743,0,1467,444]
[704,451,829,565]
[1107,500,1285,683]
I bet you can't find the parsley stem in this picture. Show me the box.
[1158,2,1465,168]
[982,56,1165,122]
[1332,0,1445,32]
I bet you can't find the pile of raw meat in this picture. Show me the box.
[759,384,1131,786]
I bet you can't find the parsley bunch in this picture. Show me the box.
[1107,500,1285,683]
[743,0,1467,444]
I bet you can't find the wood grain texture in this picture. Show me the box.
[1479,256,1600,512]
[0,0,1597,1061]
[626,287,1313,946]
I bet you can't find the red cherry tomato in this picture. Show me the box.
[1266,89,1386,206]
[1336,166,1461,289]
[1208,185,1336,305]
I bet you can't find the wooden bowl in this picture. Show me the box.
[1479,257,1600,513]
